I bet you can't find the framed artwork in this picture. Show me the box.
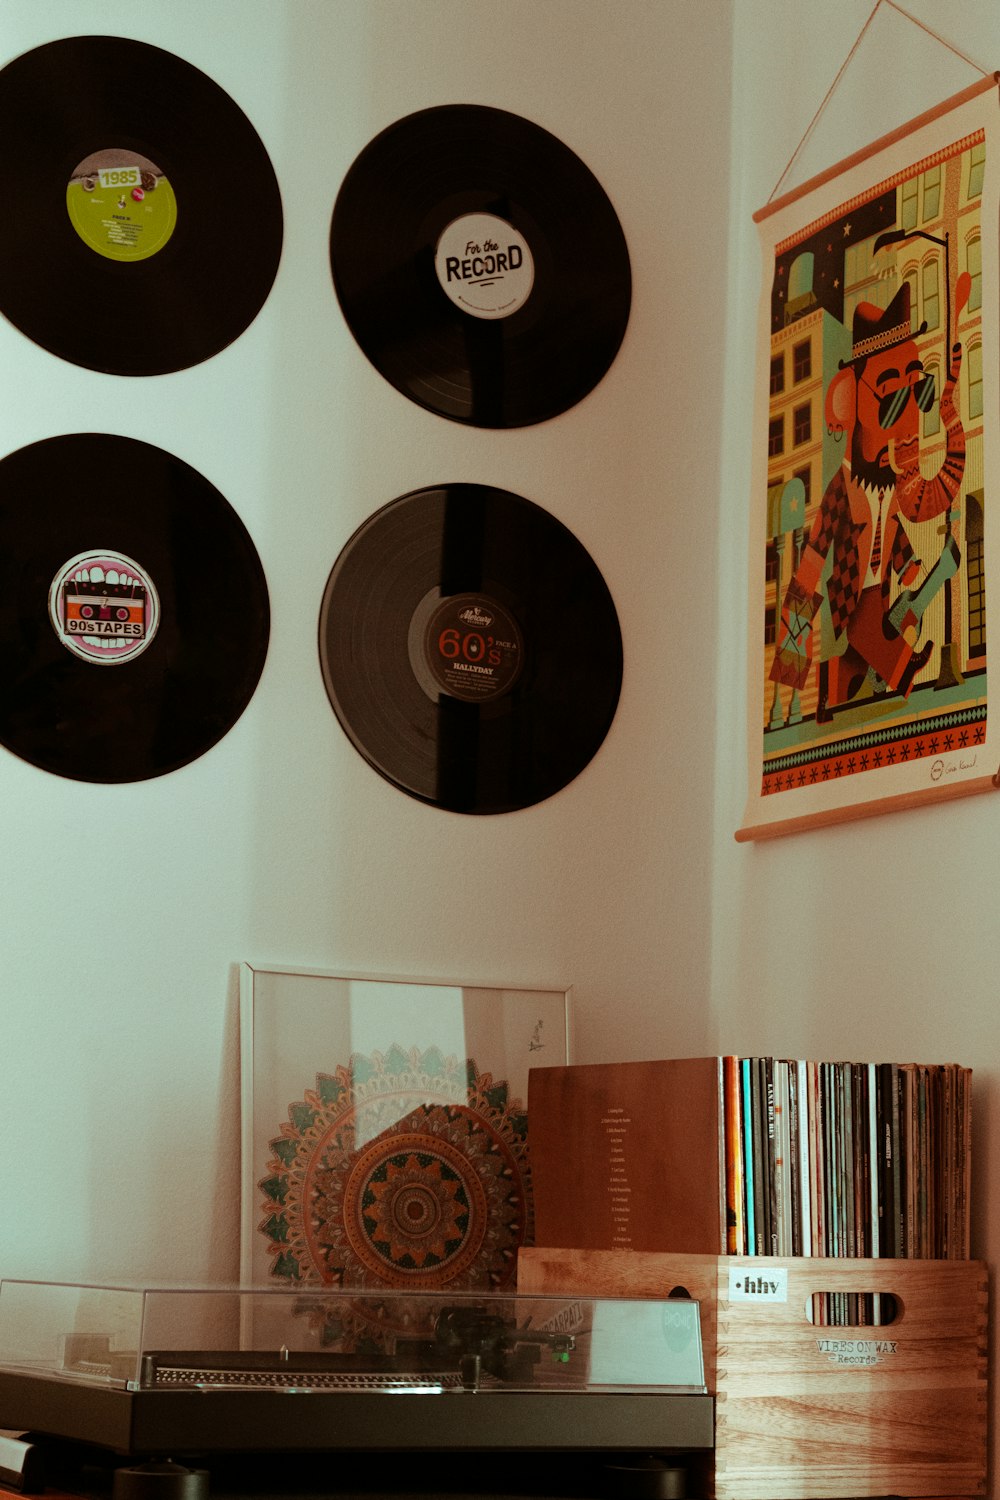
[240,965,570,1300]
[739,77,1000,839]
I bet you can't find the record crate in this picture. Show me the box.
[517,1248,988,1500]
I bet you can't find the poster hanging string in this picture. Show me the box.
[767,0,992,207]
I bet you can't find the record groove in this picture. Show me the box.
[0,434,270,782]
[0,35,283,375]
[319,485,623,813]
[330,105,631,428]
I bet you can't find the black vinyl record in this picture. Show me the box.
[0,35,283,375]
[0,433,270,782]
[319,485,623,814]
[330,105,631,428]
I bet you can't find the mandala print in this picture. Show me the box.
[258,1046,532,1306]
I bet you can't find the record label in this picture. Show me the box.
[0,433,270,783]
[0,36,283,375]
[49,550,159,665]
[319,484,622,814]
[421,591,523,702]
[66,150,177,263]
[331,104,631,427]
[434,213,534,319]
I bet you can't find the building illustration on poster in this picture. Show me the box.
[762,128,986,797]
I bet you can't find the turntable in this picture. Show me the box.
[0,1280,712,1497]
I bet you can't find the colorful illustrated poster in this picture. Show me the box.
[741,80,1000,839]
[239,965,570,1309]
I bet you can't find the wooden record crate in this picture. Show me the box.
[517,1248,988,1500]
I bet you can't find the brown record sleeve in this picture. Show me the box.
[526,1057,727,1255]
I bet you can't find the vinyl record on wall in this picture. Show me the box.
[0,35,283,375]
[0,433,270,782]
[330,104,631,427]
[318,484,623,813]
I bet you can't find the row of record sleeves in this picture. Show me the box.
[723,1057,973,1267]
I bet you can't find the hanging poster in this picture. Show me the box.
[239,964,570,1313]
[739,77,1000,839]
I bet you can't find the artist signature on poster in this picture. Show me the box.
[930,753,978,782]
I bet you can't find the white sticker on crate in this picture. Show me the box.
[727,1265,789,1302]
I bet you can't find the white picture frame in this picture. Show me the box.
[239,964,570,1295]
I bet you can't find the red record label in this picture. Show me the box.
[424,593,523,703]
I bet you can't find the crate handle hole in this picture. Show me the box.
[804,1291,901,1326]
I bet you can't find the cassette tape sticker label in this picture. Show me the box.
[49,550,160,666]
[66,149,177,263]
[434,212,534,319]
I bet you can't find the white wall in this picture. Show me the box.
[717,0,1000,1481]
[6,0,998,1484]
[0,0,733,1286]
